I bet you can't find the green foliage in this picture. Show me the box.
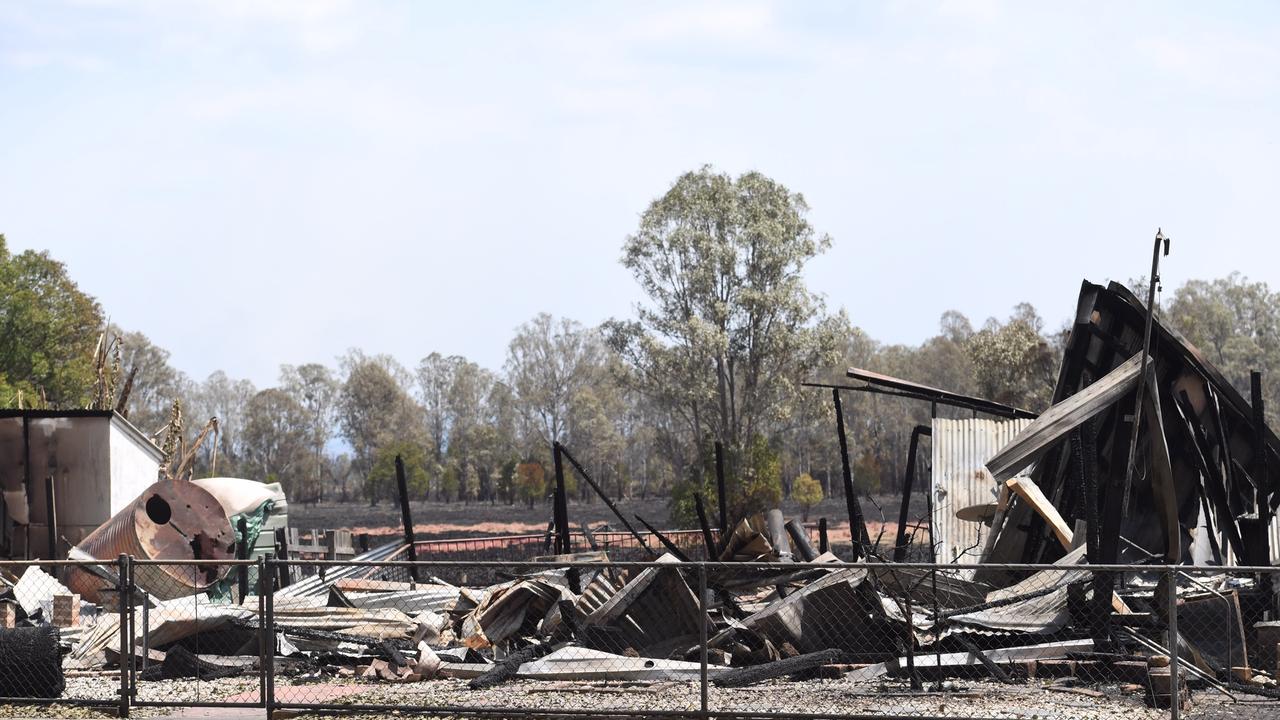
[0,235,104,406]
[367,441,430,505]
[607,166,840,476]
[669,447,717,528]
[965,303,1056,410]
[852,452,882,495]
[669,435,781,527]
[515,461,546,508]
[497,457,518,504]
[792,472,823,521]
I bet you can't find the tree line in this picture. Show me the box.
[4,167,1279,524]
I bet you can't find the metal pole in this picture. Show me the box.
[118,554,130,719]
[698,562,709,720]
[140,591,150,672]
[1167,565,1180,720]
[264,555,276,719]
[257,556,267,710]
[394,455,420,581]
[1121,230,1170,513]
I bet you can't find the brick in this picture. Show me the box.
[51,594,80,628]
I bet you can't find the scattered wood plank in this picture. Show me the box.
[713,648,846,688]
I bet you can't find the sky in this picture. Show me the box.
[2,0,1278,389]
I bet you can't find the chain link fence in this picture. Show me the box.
[3,556,1279,718]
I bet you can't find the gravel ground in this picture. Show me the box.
[1,675,1276,719]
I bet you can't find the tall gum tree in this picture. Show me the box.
[606,167,840,516]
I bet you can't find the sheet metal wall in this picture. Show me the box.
[931,417,1032,569]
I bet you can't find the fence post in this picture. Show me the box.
[698,561,709,720]
[1167,565,1180,720]
[264,555,276,720]
[257,556,268,713]
[117,553,131,719]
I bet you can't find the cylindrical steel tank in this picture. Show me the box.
[66,480,235,601]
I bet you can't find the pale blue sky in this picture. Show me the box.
[2,1,1277,387]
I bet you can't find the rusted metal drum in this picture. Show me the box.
[66,480,235,601]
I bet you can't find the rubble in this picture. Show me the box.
[8,280,1280,716]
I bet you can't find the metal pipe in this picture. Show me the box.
[1121,229,1170,513]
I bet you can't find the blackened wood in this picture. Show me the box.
[893,425,930,562]
[394,455,420,581]
[634,514,691,562]
[832,389,871,559]
[1253,371,1271,524]
[714,441,729,533]
[558,443,656,557]
[712,648,846,688]
[818,518,828,554]
[468,642,556,690]
[551,444,571,555]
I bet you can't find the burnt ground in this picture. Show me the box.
[287,493,930,544]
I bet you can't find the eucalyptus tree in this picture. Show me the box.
[605,166,841,518]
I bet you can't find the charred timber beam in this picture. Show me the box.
[1173,391,1245,560]
[551,444,571,555]
[832,389,872,559]
[893,425,931,562]
[634,514,691,562]
[394,455,420,581]
[712,648,846,688]
[557,443,656,558]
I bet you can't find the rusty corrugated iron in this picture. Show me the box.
[66,479,235,601]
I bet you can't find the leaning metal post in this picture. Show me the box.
[1167,565,1180,720]
[1121,229,1170,513]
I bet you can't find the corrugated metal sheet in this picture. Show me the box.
[931,417,1032,571]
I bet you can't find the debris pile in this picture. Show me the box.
[1,278,1278,713]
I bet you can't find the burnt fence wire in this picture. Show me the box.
[1,557,1278,718]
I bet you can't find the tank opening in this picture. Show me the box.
[145,495,172,525]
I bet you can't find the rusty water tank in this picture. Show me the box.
[66,480,235,602]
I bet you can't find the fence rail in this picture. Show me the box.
[0,556,1276,719]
